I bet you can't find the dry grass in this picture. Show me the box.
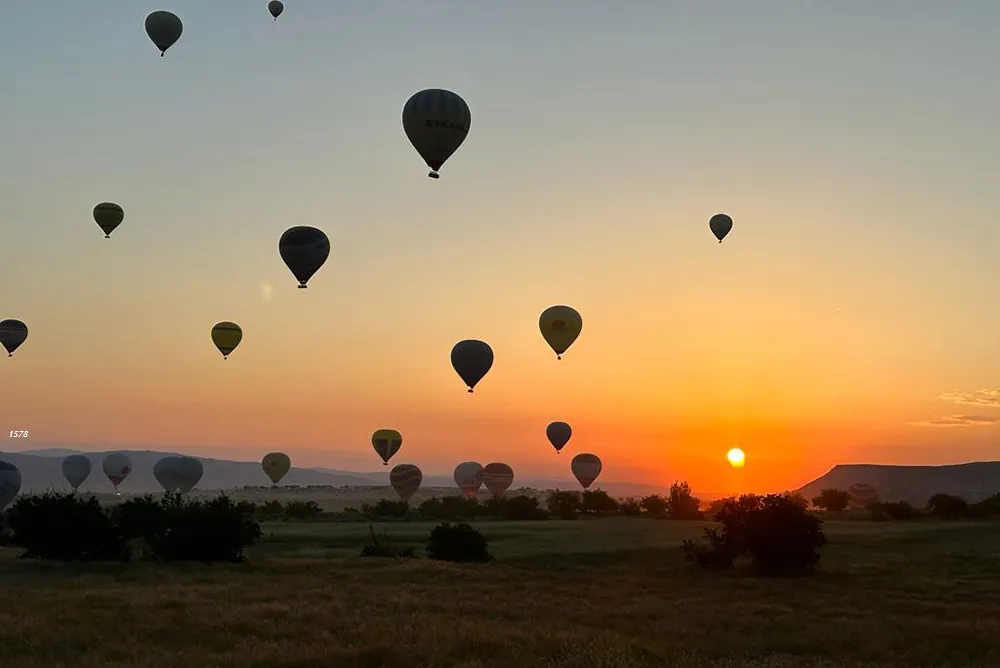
[0,518,998,667]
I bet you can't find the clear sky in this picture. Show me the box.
[3,1,1000,494]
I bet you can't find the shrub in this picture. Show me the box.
[418,496,483,521]
[927,493,969,519]
[360,524,416,558]
[146,494,261,563]
[618,498,642,517]
[581,489,619,515]
[114,494,171,540]
[706,496,735,520]
[667,481,702,520]
[483,495,548,520]
[361,499,409,520]
[426,522,492,563]
[879,500,922,521]
[682,493,826,576]
[969,493,1000,519]
[256,500,285,520]
[547,491,582,519]
[284,500,323,520]
[6,492,129,561]
[811,488,850,512]
[783,492,810,510]
[640,494,668,517]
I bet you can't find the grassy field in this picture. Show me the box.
[1,518,998,668]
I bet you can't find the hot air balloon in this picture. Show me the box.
[482,462,513,498]
[278,226,330,288]
[451,340,493,393]
[546,422,572,454]
[848,483,879,510]
[102,453,132,494]
[262,452,291,485]
[154,456,203,494]
[571,453,602,489]
[268,0,284,20]
[211,321,242,359]
[390,464,422,502]
[0,461,21,511]
[402,89,471,179]
[62,454,92,491]
[453,462,483,499]
[93,202,124,239]
[539,305,582,360]
[145,11,183,57]
[0,319,28,357]
[371,429,402,466]
[709,214,733,243]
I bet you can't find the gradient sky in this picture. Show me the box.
[3,1,1000,494]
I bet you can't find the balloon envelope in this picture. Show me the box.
[278,226,330,288]
[546,422,572,453]
[145,11,183,55]
[268,0,284,19]
[371,429,402,465]
[539,306,582,359]
[0,319,28,357]
[571,453,602,489]
[62,454,92,491]
[155,456,203,494]
[102,453,133,490]
[262,452,291,484]
[450,340,493,393]
[402,89,471,178]
[453,462,484,499]
[482,462,513,498]
[390,464,422,502]
[0,461,21,511]
[93,202,124,238]
[709,214,733,243]
[211,322,243,359]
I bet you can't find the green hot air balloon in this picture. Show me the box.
[389,464,422,502]
[268,0,284,20]
[211,322,243,359]
[402,89,471,179]
[709,213,733,243]
[571,453,602,489]
[278,226,330,288]
[482,462,513,498]
[539,305,582,360]
[450,339,493,393]
[0,319,28,357]
[62,454,92,491]
[93,202,124,239]
[262,452,291,485]
[145,11,183,57]
[546,421,572,454]
[371,429,403,466]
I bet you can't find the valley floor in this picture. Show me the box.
[0,519,998,667]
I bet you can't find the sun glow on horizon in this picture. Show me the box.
[727,447,746,469]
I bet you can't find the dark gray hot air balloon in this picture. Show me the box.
[0,319,28,357]
[709,214,733,243]
[546,421,572,454]
[453,461,483,499]
[389,464,422,502]
[154,456,203,494]
[145,11,183,57]
[402,89,471,179]
[450,340,493,393]
[102,453,132,494]
[93,202,124,239]
[268,0,284,20]
[62,454,92,491]
[571,453,602,489]
[279,226,330,288]
[482,462,513,498]
[0,460,22,511]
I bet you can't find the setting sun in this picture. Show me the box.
[727,448,746,469]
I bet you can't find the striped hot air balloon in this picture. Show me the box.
[848,483,879,509]
[482,463,514,498]
[390,464,422,502]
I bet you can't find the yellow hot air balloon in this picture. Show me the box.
[539,305,582,360]
[211,321,242,359]
[262,452,291,485]
[371,429,403,466]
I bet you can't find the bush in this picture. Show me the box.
[581,489,619,515]
[284,500,323,520]
[667,481,702,520]
[361,499,409,520]
[547,491,582,519]
[812,488,850,512]
[418,496,483,521]
[6,492,130,561]
[878,500,922,521]
[706,496,735,520]
[146,494,261,563]
[483,495,548,520]
[426,522,492,563]
[618,498,642,517]
[360,524,415,558]
[682,494,826,576]
[256,500,285,520]
[640,494,668,517]
[969,493,1000,519]
[114,494,171,541]
[927,493,969,520]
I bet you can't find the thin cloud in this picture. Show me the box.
[939,389,1000,407]
[908,414,1000,428]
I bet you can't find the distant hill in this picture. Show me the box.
[0,449,671,498]
[795,462,1000,506]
